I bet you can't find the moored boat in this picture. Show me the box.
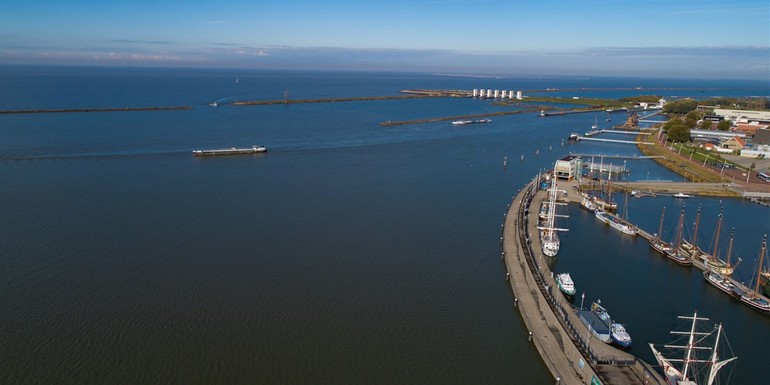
[595,210,636,235]
[732,236,770,313]
[704,269,736,295]
[555,273,576,296]
[649,312,736,385]
[672,192,692,199]
[537,178,568,257]
[578,302,611,343]
[611,322,632,348]
[579,196,597,212]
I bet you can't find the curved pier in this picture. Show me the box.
[502,175,665,385]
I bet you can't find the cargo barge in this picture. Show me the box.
[192,145,267,156]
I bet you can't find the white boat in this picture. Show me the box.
[452,120,472,125]
[595,210,636,236]
[579,196,597,212]
[555,273,575,296]
[703,269,736,295]
[649,312,736,385]
[537,177,568,257]
[611,323,632,348]
[672,193,692,199]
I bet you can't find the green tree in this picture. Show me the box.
[716,119,732,131]
[667,124,690,142]
[663,98,698,114]
[684,110,701,128]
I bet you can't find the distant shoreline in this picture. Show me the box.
[0,106,192,114]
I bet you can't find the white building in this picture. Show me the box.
[713,109,770,124]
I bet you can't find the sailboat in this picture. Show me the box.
[650,206,675,256]
[664,206,693,266]
[649,312,736,385]
[703,228,740,295]
[732,235,770,313]
[591,115,598,130]
[537,178,569,257]
[684,209,736,275]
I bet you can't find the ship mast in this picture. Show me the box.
[726,228,735,267]
[692,205,701,248]
[656,206,666,242]
[675,205,685,251]
[710,208,723,259]
[706,322,738,385]
[753,236,767,296]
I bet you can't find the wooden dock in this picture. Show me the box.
[502,176,665,385]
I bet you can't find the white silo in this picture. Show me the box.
[493,90,499,98]
[501,90,507,99]
[473,89,478,97]
[486,89,492,98]
[516,91,523,100]
[509,90,515,99]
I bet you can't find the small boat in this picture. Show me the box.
[584,129,601,137]
[568,133,580,141]
[452,118,491,125]
[579,196,597,212]
[555,273,576,296]
[192,145,267,157]
[591,116,598,130]
[611,323,632,348]
[208,101,218,107]
[649,312,736,385]
[704,269,736,295]
[672,192,692,198]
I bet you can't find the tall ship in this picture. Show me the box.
[660,206,693,266]
[649,312,736,385]
[703,228,741,296]
[537,178,568,257]
[650,206,675,256]
[681,208,736,276]
[731,236,770,313]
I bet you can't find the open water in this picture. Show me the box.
[1,66,768,384]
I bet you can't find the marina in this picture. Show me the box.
[3,68,768,385]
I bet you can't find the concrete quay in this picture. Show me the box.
[502,176,665,385]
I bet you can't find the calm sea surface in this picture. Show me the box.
[1,66,768,384]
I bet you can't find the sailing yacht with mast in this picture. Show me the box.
[537,178,569,257]
[732,236,770,313]
[650,206,676,256]
[683,208,735,275]
[662,206,693,266]
[704,228,739,295]
[649,312,736,385]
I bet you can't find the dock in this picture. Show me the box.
[502,175,665,385]
[577,137,654,145]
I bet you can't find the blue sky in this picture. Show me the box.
[1,0,768,79]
